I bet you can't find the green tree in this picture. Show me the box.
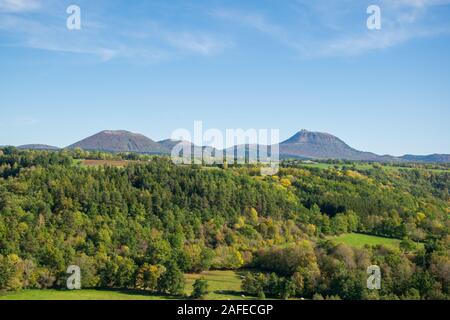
[157,262,185,296]
[135,264,165,291]
[0,254,20,291]
[191,278,209,299]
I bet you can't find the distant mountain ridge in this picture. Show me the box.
[17,144,60,151]
[158,139,194,151]
[6,129,449,163]
[400,154,450,163]
[67,130,169,154]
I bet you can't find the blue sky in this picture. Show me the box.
[1,0,450,155]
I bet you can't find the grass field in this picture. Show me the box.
[0,289,175,300]
[0,270,250,301]
[71,158,449,173]
[328,233,401,249]
[294,162,449,173]
[73,159,133,167]
[81,159,130,167]
[291,162,379,170]
[185,270,250,300]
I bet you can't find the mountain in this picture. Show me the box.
[68,130,169,154]
[159,139,222,159]
[158,139,194,152]
[9,129,448,163]
[224,144,277,161]
[17,144,60,151]
[400,154,450,163]
[279,130,399,162]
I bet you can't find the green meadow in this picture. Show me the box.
[294,162,449,173]
[0,270,249,301]
[328,233,402,249]
[0,289,170,300]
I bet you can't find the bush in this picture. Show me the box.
[0,254,23,291]
[191,278,209,299]
[35,268,56,289]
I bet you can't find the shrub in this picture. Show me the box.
[191,278,209,299]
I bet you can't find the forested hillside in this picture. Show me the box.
[0,147,449,299]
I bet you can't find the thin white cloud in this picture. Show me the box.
[213,9,283,36]
[25,39,119,61]
[163,31,231,56]
[213,1,450,58]
[386,0,450,8]
[319,0,450,56]
[1,1,449,61]
[123,21,233,56]
[0,0,40,12]
[211,9,301,51]
[0,14,123,61]
[14,117,39,126]
[319,27,445,56]
[0,6,231,62]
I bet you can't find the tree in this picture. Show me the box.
[247,208,259,226]
[253,241,319,277]
[182,244,214,273]
[241,272,262,296]
[157,262,185,296]
[401,288,421,300]
[400,239,417,253]
[73,254,100,288]
[331,214,349,235]
[191,278,209,299]
[35,267,56,289]
[0,254,20,291]
[429,253,450,294]
[312,293,324,300]
[100,255,136,288]
[257,289,266,300]
[135,264,165,291]
[279,278,296,299]
[213,246,244,269]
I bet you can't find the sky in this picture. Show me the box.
[0,0,450,156]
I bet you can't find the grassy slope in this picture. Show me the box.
[0,289,174,300]
[0,270,250,301]
[185,270,250,300]
[329,233,401,249]
[295,162,449,173]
